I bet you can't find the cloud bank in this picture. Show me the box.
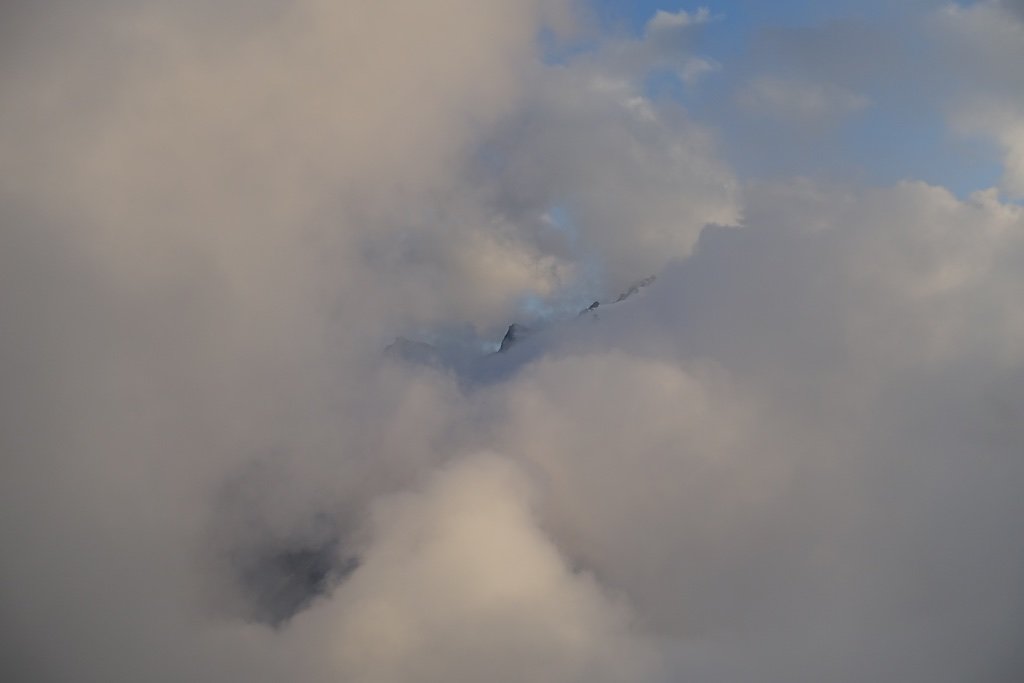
[1,2,1022,683]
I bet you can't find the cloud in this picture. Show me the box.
[952,104,1024,198]
[736,76,869,124]
[2,2,1024,683]
[0,1,580,680]
[997,0,1024,20]
[478,61,739,300]
[647,8,713,33]
[935,0,1024,197]
[290,454,661,683]
[480,179,1024,681]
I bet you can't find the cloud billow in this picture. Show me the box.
[1,2,1023,683]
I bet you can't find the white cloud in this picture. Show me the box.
[950,102,1024,198]
[481,61,739,299]
[477,179,1024,681]
[291,454,662,683]
[646,7,713,33]
[2,2,1024,683]
[736,76,869,124]
[936,1,1024,197]
[677,56,720,85]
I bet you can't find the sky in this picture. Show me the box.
[1,2,1023,682]
[588,0,1007,196]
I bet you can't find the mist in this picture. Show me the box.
[2,2,1023,682]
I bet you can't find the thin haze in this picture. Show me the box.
[1,2,1022,682]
